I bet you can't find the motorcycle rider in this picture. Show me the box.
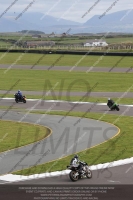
[17,90,23,100]
[70,155,83,174]
[107,98,114,109]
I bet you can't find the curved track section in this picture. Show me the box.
[0,110,118,175]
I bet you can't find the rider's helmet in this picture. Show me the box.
[108,98,110,100]
[74,155,78,159]
[18,90,20,93]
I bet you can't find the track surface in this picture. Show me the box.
[12,163,133,184]
[0,110,118,176]
[0,64,133,72]
[0,99,132,185]
[0,99,133,116]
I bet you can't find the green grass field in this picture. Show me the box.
[13,111,133,175]
[0,120,50,152]
[104,37,133,44]
[0,41,12,47]
[55,37,133,44]
[0,69,133,92]
[1,35,133,44]
[0,53,133,67]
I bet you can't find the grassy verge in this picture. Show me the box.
[0,120,50,152]
[0,106,24,111]
[0,53,133,67]
[0,94,133,104]
[1,69,133,92]
[14,111,133,175]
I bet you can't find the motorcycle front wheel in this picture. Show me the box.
[86,167,92,179]
[116,106,119,111]
[69,171,79,182]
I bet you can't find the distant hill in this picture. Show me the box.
[0,10,133,33]
[84,9,133,26]
[0,12,80,33]
[83,9,133,33]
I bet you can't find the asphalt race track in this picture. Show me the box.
[0,110,118,176]
[0,64,133,73]
[0,98,133,116]
[12,163,133,185]
[0,94,133,186]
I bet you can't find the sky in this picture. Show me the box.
[0,0,133,23]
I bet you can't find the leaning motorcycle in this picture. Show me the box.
[107,102,119,111]
[67,161,92,182]
[14,93,26,103]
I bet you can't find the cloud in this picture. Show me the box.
[4,15,15,19]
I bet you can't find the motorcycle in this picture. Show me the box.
[107,102,120,111]
[14,93,26,103]
[67,161,92,182]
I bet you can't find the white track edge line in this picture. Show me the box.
[0,98,133,107]
[0,157,133,183]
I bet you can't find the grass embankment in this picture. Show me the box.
[0,69,133,92]
[14,111,133,175]
[0,120,50,152]
[0,53,133,67]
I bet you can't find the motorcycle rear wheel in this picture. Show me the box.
[69,171,79,182]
